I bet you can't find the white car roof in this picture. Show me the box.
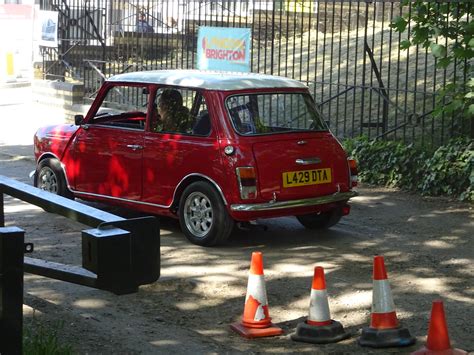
[107,70,308,91]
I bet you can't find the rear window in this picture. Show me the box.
[225,92,327,135]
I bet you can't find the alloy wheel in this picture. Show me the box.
[183,191,214,238]
[38,166,59,193]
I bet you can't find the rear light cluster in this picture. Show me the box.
[348,158,358,188]
[236,167,257,200]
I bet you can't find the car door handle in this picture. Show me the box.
[296,157,321,165]
[126,144,143,151]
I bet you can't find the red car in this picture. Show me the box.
[33,70,358,246]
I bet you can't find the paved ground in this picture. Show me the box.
[1,86,473,354]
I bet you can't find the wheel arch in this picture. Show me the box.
[37,152,60,163]
[171,174,228,213]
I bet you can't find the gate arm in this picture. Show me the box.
[0,175,124,227]
[24,257,98,288]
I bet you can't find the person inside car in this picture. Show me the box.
[155,89,191,133]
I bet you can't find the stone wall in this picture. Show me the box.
[32,80,89,122]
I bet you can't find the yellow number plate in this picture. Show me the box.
[282,168,332,188]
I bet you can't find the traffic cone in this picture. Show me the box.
[412,300,467,355]
[230,251,283,338]
[291,266,350,344]
[358,255,416,348]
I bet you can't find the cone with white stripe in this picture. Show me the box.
[230,251,283,338]
[412,300,467,355]
[291,266,350,344]
[359,255,416,348]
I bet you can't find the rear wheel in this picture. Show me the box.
[178,181,234,246]
[35,158,73,199]
[296,209,342,230]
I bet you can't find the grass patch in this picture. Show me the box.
[23,316,73,355]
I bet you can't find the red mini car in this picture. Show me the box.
[33,70,358,246]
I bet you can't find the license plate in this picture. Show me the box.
[282,168,332,188]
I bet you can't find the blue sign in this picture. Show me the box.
[197,26,251,72]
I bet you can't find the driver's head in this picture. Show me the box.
[158,89,183,114]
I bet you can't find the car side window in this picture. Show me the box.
[192,99,211,136]
[226,93,327,135]
[90,85,149,130]
[151,88,211,136]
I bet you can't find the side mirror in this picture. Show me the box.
[325,119,330,128]
[74,114,84,125]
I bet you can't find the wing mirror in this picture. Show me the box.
[74,114,84,125]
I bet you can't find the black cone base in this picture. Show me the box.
[291,320,350,344]
[358,326,416,348]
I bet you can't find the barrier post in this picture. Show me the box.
[0,226,25,355]
[0,193,4,227]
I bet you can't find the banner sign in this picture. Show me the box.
[39,10,59,48]
[197,26,251,72]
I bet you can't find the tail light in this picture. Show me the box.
[236,167,257,200]
[348,158,358,188]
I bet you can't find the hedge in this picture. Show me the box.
[342,137,473,201]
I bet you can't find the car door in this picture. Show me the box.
[71,84,148,200]
[141,88,219,207]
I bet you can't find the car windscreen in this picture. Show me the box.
[225,92,328,135]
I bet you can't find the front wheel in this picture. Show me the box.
[34,158,73,199]
[178,181,234,246]
[296,209,342,230]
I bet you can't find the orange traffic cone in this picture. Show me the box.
[359,255,416,348]
[230,251,283,338]
[412,300,467,355]
[291,266,350,344]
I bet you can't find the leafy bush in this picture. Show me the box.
[343,137,473,201]
[420,139,474,200]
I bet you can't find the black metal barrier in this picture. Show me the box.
[0,227,27,354]
[0,175,160,353]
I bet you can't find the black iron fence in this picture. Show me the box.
[39,0,472,148]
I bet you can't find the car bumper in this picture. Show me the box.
[230,191,358,212]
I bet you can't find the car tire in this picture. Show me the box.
[178,181,234,246]
[35,158,73,199]
[296,209,342,230]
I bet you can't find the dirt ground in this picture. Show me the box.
[1,86,473,354]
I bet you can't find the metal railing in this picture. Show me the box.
[39,0,472,148]
[0,175,160,353]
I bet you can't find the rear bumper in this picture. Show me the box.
[230,191,357,212]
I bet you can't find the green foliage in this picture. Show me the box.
[420,138,474,200]
[343,137,474,201]
[23,317,73,355]
[391,1,474,123]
